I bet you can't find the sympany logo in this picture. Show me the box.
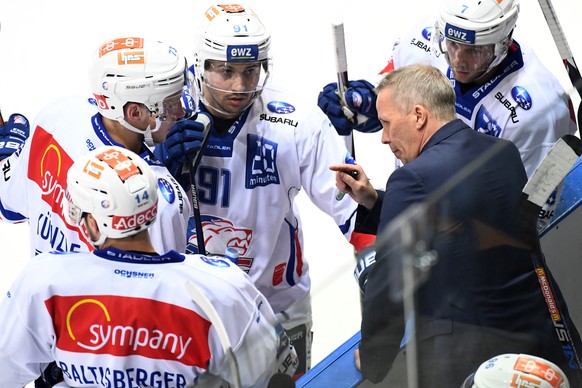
[45,294,212,366]
[29,127,75,218]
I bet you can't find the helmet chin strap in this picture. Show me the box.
[117,116,162,147]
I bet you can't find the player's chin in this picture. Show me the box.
[225,99,250,114]
[453,69,484,84]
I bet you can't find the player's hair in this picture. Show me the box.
[376,64,456,122]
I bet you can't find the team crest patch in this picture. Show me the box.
[246,134,279,189]
[186,215,254,273]
[474,105,502,138]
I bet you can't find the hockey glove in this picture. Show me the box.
[0,113,29,160]
[154,113,212,177]
[354,247,377,294]
[318,80,382,136]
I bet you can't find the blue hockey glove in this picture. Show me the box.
[154,113,211,177]
[354,247,377,294]
[0,113,30,160]
[318,80,382,136]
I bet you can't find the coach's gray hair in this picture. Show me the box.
[376,64,456,122]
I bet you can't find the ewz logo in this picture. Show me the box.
[227,44,259,61]
[444,23,476,44]
[245,134,280,189]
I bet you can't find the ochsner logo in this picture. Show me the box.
[45,295,212,366]
[112,204,158,231]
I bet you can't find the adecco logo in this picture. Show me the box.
[112,204,158,231]
[45,294,211,366]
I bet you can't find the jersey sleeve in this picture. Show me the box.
[147,166,191,253]
[188,257,280,386]
[296,108,358,238]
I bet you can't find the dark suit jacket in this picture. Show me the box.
[358,119,582,386]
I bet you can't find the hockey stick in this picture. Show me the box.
[185,280,242,387]
[520,134,582,374]
[188,114,212,255]
[333,22,359,201]
[537,0,582,134]
[332,21,355,158]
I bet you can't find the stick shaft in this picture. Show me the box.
[537,0,582,97]
[188,115,212,254]
[332,22,355,156]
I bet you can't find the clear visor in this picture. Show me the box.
[150,63,197,122]
[432,24,509,78]
[203,59,271,95]
[439,39,495,74]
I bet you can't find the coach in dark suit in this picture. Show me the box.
[331,64,582,387]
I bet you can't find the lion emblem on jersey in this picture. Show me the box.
[186,216,254,272]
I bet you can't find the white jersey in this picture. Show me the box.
[0,95,191,255]
[0,248,284,387]
[185,84,358,313]
[385,16,577,178]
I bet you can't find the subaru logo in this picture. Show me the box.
[267,101,296,114]
[511,86,532,110]
[158,178,175,204]
[421,26,433,41]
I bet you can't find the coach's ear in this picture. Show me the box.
[413,104,428,130]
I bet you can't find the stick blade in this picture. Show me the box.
[523,135,582,207]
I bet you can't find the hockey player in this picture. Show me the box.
[462,353,570,387]
[318,0,577,230]
[0,36,207,256]
[0,145,297,387]
[156,4,358,378]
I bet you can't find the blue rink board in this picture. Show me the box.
[296,331,363,387]
[543,155,582,233]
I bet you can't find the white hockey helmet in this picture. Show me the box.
[195,4,272,114]
[89,37,196,133]
[65,145,158,247]
[433,0,519,75]
[461,353,569,388]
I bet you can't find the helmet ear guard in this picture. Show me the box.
[65,146,159,246]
